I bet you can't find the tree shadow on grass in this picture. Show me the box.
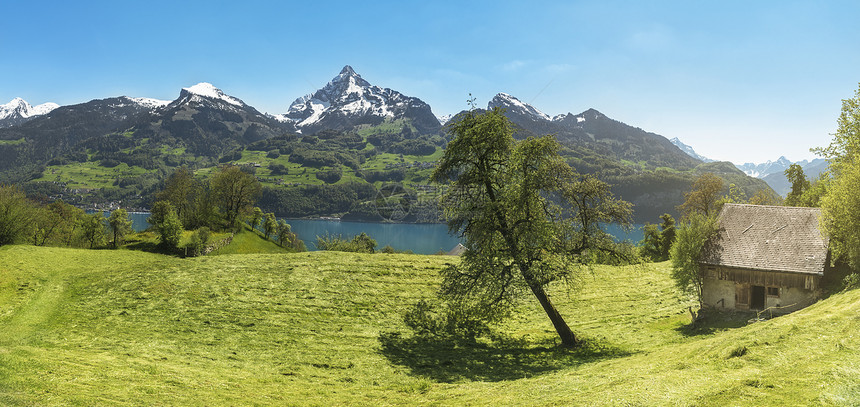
[378,332,631,383]
[123,237,182,257]
[675,309,755,337]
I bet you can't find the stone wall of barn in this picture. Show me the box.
[701,265,820,314]
[702,278,736,310]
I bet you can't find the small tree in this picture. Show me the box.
[679,173,724,218]
[159,209,183,250]
[45,200,85,247]
[30,205,63,246]
[188,226,211,256]
[80,213,106,249]
[250,207,264,230]
[276,220,304,251]
[670,212,720,310]
[277,220,291,246]
[784,164,811,206]
[108,208,133,249]
[351,232,376,253]
[748,189,781,206]
[263,212,277,240]
[659,214,676,256]
[640,213,676,261]
[148,201,172,232]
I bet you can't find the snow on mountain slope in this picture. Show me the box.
[280,65,440,134]
[182,82,244,107]
[0,98,60,128]
[130,97,170,109]
[669,137,713,163]
[1,98,59,120]
[736,156,794,178]
[488,93,550,121]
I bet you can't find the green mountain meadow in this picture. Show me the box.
[0,245,856,405]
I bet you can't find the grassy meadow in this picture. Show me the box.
[0,244,859,405]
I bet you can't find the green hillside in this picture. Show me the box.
[0,246,857,405]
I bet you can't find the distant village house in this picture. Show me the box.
[700,204,838,314]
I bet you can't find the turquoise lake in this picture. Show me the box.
[120,212,644,255]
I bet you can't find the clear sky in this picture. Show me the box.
[2,0,858,164]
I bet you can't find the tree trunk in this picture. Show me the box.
[528,282,578,347]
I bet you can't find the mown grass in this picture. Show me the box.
[0,246,858,405]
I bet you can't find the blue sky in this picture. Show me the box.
[2,1,858,164]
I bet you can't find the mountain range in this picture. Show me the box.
[669,137,827,196]
[0,65,776,222]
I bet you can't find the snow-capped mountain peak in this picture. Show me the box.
[281,65,440,134]
[0,97,60,127]
[736,156,797,178]
[1,97,59,120]
[669,137,713,163]
[182,82,243,107]
[488,93,550,121]
[437,114,453,125]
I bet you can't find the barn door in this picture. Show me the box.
[751,285,766,310]
[735,283,749,310]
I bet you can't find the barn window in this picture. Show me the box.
[767,287,780,297]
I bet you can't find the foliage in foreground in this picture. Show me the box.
[432,108,635,347]
[670,212,721,308]
[816,83,860,270]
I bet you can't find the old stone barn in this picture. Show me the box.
[700,203,832,314]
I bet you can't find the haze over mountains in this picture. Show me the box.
[669,137,827,196]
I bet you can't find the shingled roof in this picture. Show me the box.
[700,204,828,275]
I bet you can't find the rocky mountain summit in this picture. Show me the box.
[278,66,440,135]
[0,97,59,128]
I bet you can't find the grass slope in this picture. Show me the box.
[0,246,858,405]
[210,226,292,255]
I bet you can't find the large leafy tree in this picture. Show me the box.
[157,166,198,226]
[0,185,34,246]
[817,83,860,269]
[431,108,634,347]
[210,166,262,228]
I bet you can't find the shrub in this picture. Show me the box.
[188,227,210,256]
[315,232,377,253]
